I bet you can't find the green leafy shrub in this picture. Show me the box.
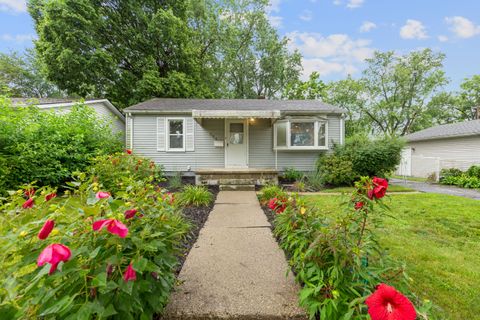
[177,185,213,207]
[335,135,405,178]
[0,98,123,195]
[439,168,463,181]
[269,177,432,318]
[258,185,287,204]
[466,165,480,178]
[0,174,189,318]
[90,152,164,196]
[282,168,304,182]
[314,135,404,187]
[315,154,356,186]
[440,166,480,189]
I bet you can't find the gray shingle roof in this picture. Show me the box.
[124,98,346,114]
[404,119,480,142]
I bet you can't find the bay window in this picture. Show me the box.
[274,119,328,150]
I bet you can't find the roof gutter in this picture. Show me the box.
[407,132,480,143]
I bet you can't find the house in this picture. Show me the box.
[124,98,346,187]
[397,119,480,178]
[11,98,125,135]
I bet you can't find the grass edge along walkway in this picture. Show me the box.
[304,192,480,320]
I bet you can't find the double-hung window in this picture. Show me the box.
[274,119,328,150]
[167,118,185,151]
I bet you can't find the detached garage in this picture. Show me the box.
[397,119,480,179]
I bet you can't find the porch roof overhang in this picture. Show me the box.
[192,109,281,119]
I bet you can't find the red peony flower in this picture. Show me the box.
[38,220,55,240]
[276,204,287,214]
[96,191,111,199]
[93,219,128,238]
[123,263,136,282]
[355,201,364,210]
[368,177,388,200]
[22,198,34,209]
[125,149,132,154]
[37,243,72,275]
[24,188,35,198]
[45,193,57,202]
[268,198,278,210]
[268,198,286,214]
[366,283,416,320]
[124,209,138,219]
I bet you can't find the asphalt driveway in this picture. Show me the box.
[390,178,480,200]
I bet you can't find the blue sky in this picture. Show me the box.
[1,0,479,90]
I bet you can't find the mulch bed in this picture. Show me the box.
[175,186,219,274]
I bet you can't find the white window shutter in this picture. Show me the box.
[186,117,195,151]
[157,117,166,151]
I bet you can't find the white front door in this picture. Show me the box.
[225,119,248,167]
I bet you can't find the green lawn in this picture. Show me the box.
[391,175,429,182]
[317,184,415,193]
[305,193,480,320]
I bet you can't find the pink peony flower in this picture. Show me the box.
[123,263,136,282]
[96,191,111,199]
[22,198,34,209]
[355,201,364,210]
[124,209,138,219]
[45,193,57,201]
[92,219,128,238]
[37,243,71,275]
[24,188,35,198]
[38,220,55,240]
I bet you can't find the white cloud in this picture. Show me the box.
[299,10,313,22]
[266,0,282,28]
[445,16,480,38]
[268,15,283,28]
[0,0,26,13]
[0,33,35,43]
[359,21,377,33]
[400,19,428,39]
[287,31,374,78]
[267,0,281,13]
[347,0,364,9]
[333,0,364,9]
[437,35,448,42]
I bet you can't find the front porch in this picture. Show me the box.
[195,168,278,190]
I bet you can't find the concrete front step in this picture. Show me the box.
[195,168,279,186]
[219,184,255,191]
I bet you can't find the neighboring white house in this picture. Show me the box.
[123,98,346,187]
[11,98,125,135]
[397,119,480,178]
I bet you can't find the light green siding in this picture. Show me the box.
[129,114,343,172]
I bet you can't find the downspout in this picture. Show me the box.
[340,115,345,145]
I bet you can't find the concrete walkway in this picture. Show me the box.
[390,178,480,200]
[164,191,306,320]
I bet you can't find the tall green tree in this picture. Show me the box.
[210,0,301,98]
[282,72,326,100]
[28,0,300,106]
[360,49,448,136]
[0,50,63,98]
[324,76,369,136]
[29,0,215,108]
[456,75,480,120]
